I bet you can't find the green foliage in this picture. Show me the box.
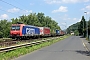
[74,30,79,36]
[66,22,80,34]
[11,13,60,32]
[0,20,12,38]
[78,16,86,37]
[66,16,89,37]
[0,12,60,38]
[88,19,90,36]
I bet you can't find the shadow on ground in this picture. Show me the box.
[76,50,90,56]
[80,36,85,38]
[88,42,90,44]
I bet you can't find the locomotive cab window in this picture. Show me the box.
[11,26,20,30]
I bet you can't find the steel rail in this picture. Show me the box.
[0,37,59,53]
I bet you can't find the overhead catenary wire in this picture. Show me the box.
[0,0,30,21]
[0,8,22,21]
[0,0,23,10]
[0,0,29,15]
[14,0,28,9]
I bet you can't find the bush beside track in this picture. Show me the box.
[0,35,70,60]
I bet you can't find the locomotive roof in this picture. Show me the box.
[24,25,37,27]
[12,24,37,27]
[12,24,25,25]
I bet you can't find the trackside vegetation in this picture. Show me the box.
[67,16,90,39]
[0,12,60,38]
[0,35,70,60]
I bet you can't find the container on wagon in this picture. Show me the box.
[22,25,40,36]
[60,30,64,35]
[38,27,50,36]
[56,30,60,35]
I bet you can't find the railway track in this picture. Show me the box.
[0,36,58,47]
[0,36,60,53]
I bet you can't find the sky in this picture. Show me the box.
[0,0,90,30]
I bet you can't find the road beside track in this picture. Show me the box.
[15,36,90,60]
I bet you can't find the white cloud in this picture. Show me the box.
[7,8,20,13]
[87,12,90,14]
[44,0,61,4]
[60,14,79,22]
[63,17,78,21]
[61,22,67,25]
[62,0,89,3]
[86,5,90,10]
[24,10,33,13]
[52,6,68,13]
[44,0,90,4]
[69,18,78,21]
[62,0,78,3]
[54,14,80,29]
[81,5,90,15]
[84,0,90,2]
[52,18,56,20]
[78,19,81,22]
[0,14,9,19]
[73,18,77,21]
[7,8,33,14]
[81,8,85,10]
[82,5,90,10]
[22,10,33,15]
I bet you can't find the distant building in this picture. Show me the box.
[71,31,74,35]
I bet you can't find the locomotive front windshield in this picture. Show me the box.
[11,26,20,30]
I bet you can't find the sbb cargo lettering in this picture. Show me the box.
[26,28,35,34]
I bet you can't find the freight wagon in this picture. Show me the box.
[60,30,65,36]
[56,29,60,36]
[38,27,50,37]
[22,25,40,38]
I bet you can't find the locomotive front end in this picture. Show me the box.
[10,24,25,39]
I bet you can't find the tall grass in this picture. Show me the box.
[0,35,69,60]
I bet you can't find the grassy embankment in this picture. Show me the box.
[0,35,70,60]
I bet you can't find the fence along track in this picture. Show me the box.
[0,37,59,53]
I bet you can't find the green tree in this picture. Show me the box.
[37,12,45,26]
[78,16,86,37]
[11,18,19,24]
[66,22,79,34]
[74,30,79,36]
[0,12,61,38]
[0,20,11,37]
[88,18,90,36]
